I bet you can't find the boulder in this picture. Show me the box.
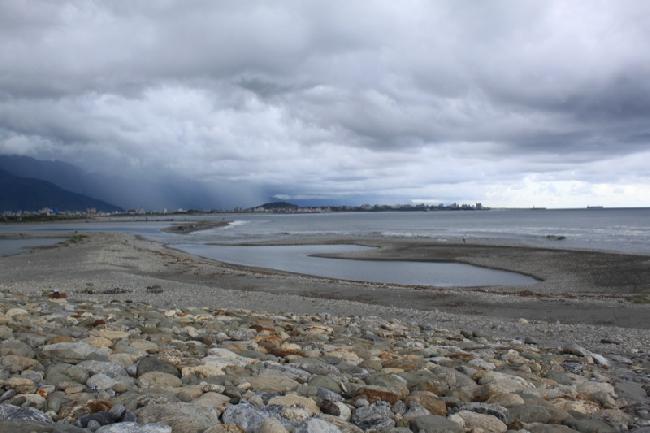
[409,415,463,433]
[136,357,179,378]
[137,372,182,389]
[42,342,110,363]
[137,403,220,433]
[0,404,51,423]
[221,402,267,433]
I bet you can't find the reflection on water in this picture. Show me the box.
[175,244,538,287]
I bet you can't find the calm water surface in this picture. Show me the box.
[1,208,648,285]
[0,237,63,256]
[176,243,538,287]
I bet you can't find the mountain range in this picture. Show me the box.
[0,168,121,212]
[0,155,262,211]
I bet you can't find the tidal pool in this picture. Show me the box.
[175,244,538,287]
[0,237,63,256]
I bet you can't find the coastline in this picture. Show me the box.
[1,231,648,430]
[0,231,648,351]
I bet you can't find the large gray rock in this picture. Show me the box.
[136,357,179,378]
[96,422,172,433]
[409,415,463,433]
[45,363,84,386]
[87,373,117,391]
[221,402,267,433]
[78,360,128,378]
[0,404,51,424]
[0,340,35,358]
[137,403,219,433]
[41,342,110,363]
[351,402,395,430]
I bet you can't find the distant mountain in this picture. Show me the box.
[0,169,121,212]
[258,201,298,209]
[0,155,261,210]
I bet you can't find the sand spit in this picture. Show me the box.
[161,220,232,235]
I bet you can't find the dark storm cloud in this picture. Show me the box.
[1,0,649,207]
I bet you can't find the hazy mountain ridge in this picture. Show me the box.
[0,155,261,210]
[0,168,121,212]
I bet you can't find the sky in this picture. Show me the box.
[1,0,650,208]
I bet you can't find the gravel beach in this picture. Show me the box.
[0,232,648,432]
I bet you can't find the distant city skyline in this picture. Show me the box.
[1,1,649,208]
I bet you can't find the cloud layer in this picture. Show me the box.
[1,0,649,207]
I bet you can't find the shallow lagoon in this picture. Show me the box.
[0,237,63,256]
[176,243,538,287]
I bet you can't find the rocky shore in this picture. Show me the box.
[0,290,648,433]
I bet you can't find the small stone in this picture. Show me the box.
[5,376,36,394]
[137,372,182,389]
[245,375,299,393]
[561,344,590,357]
[296,418,342,433]
[591,353,610,368]
[409,415,462,433]
[78,360,127,378]
[269,394,319,413]
[221,402,267,433]
[406,391,446,416]
[87,373,117,391]
[453,410,507,433]
[260,418,289,433]
[181,349,256,378]
[351,402,395,431]
[356,385,402,404]
[96,422,172,433]
[193,392,230,414]
[136,357,180,378]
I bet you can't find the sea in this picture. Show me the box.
[1,208,648,287]
[1,208,649,255]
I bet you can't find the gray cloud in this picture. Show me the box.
[1,0,649,207]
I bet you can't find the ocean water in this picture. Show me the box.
[1,208,647,286]
[1,208,649,255]
[183,208,650,255]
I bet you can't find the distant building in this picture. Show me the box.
[475,202,482,210]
